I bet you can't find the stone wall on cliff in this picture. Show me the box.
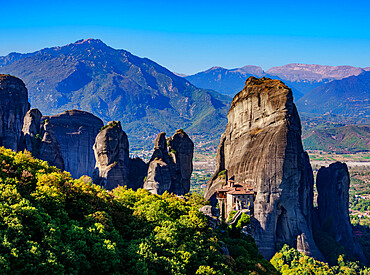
[143,129,194,196]
[0,74,30,151]
[204,77,323,260]
[316,162,367,263]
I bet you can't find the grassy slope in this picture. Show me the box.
[302,125,370,153]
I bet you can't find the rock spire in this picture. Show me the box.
[205,77,323,260]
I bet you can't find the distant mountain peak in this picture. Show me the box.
[0,39,230,148]
[205,66,225,72]
[74,38,105,45]
[231,65,264,76]
[266,63,364,82]
[173,72,188,77]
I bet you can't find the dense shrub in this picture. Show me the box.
[0,147,275,274]
[271,244,370,275]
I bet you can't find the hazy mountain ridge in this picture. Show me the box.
[266,63,365,82]
[185,66,264,96]
[0,39,231,148]
[185,63,368,100]
[296,71,370,118]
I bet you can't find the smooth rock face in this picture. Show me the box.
[204,77,323,260]
[0,74,30,151]
[38,121,65,171]
[144,159,172,195]
[43,110,103,178]
[128,157,148,190]
[144,129,194,195]
[168,130,194,195]
[93,121,130,190]
[21,108,43,153]
[316,162,367,263]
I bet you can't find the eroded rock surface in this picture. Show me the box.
[0,74,30,151]
[93,121,130,190]
[316,162,367,263]
[205,77,323,260]
[21,108,43,153]
[168,130,194,195]
[43,110,103,178]
[144,159,172,195]
[38,120,65,170]
[128,157,148,190]
[143,129,194,195]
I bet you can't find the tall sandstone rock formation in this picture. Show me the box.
[316,162,367,263]
[92,121,148,190]
[0,74,30,151]
[93,121,131,190]
[204,77,323,260]
[21,108,65,170]
[42,110,103,178]
[144,129,194,195]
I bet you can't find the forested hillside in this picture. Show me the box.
[0,147,275,274]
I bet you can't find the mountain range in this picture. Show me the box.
[296,71,370,118]
[0,39,230,148]
[185,63,367,96]
[184,63,370,119]
[0,39,368,152]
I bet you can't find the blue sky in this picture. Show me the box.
[0,0,369,74]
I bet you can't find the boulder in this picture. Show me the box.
[199,205,220,230]
[0,74,30,151]
[204,77,323,260]
[316,162,367,263]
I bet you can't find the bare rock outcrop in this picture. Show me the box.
[168,129,194,195]
[43,110,103,178]
[21,108,43,153]
[316,162,367,263]
[144,159,172,195]
[0,74,30,151]
[21,108,65,170]
[204,77,323,260]
[143,129,194,195]
[38,120,65,170]
[128,157,148,190]
[93,121,130,190]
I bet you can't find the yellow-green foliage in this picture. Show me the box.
[217,170,226,179]
[0,147,275,274]
[271,244,370,275]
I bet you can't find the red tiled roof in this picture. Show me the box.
[216,182,255,195]
[228,190,255,195]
